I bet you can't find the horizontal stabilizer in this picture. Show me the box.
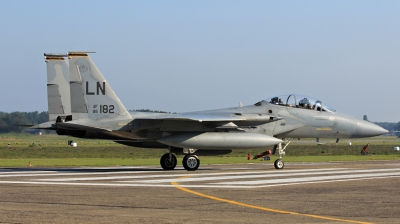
[30,121,56,130]
[14,124,35,127]
[56,122,112,132]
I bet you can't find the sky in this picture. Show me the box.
[0,0,399,122]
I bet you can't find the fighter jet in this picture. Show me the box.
[32,52,388,171]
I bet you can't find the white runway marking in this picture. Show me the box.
[0,167,399,189]
[32,168,341,182]
[0,171,150,178]
[217,171,400,185]
[120,168,400,183]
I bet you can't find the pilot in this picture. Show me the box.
[299,98,311,109]
[270,97,278,104]
[270,97,283,105]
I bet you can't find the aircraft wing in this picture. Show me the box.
[136,113,282,123]
[30,113,282,133]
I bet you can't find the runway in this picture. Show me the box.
[1,161,399,223]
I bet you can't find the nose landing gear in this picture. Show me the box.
[274,158,284,169]
[272,139,291,169]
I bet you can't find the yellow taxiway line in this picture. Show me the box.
[171,177,373,224]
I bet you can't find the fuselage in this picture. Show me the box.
[65,99,387,147]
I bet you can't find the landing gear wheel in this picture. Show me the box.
[160,153,177,170]
[182,155,200,171]
[274,159,284,169]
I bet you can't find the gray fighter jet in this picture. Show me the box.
[32,52,388,171]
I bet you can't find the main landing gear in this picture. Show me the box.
[182,154,200,171]
[160,152,177,170]
[160,148,200,171]
[272,139,291,169]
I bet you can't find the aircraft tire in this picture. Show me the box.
[182,154,200,171]
[160,153,177,170]
[274,159,284,169]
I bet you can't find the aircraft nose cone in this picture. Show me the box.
[355,120,388,137]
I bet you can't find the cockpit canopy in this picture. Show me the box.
[260,94,336,112]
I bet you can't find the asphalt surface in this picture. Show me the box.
[1,160,400,224]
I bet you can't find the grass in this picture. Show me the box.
[1,155,399,168]
[1,134,400,167]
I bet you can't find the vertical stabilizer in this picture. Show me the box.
[68,53,89,119]
[68,52,131,121]
[45,54,71,121]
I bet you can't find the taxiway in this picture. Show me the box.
[1,161,399,223]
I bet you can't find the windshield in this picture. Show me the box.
[261,94,336,112]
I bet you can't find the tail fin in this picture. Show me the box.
[45,54,71,122]
[68,53,89,119]
[67,52,131,121]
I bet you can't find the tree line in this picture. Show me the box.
[0,111,48,133]
[374,122,400,136]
